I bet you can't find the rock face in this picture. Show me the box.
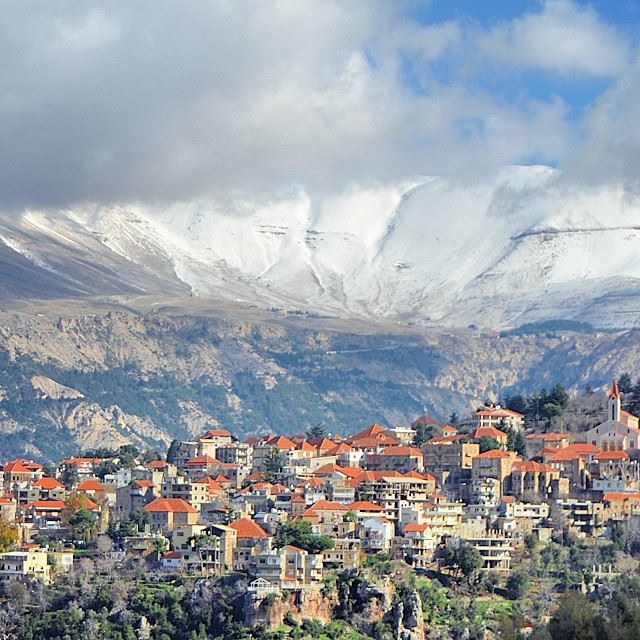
[390,591,425,640]
[244,575,425,640]
[31,375,84,400]
[1,301,640,461]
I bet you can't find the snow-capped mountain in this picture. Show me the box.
[2,165,640,329]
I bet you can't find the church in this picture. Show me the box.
[578,381,640,452]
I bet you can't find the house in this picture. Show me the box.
[510,461,560,501]
[365,446,425,473]
[197,429,233,458]
[423,439,478,494]
[0,549,50,584]
[249,545,323,587]
[402,523,435,568]
[358,476,434,524]
[252,436,297,472]
[162,476,212,508]
[30,477,66,502]
[3,460,43,493]
[469,426,508,449]
[171,522,237,574]
[347,424,400,452]
[144,498,200,534]
[471,405,524,431]
[360,517,394,552]
[524,433,570,459]
[322,538,361,569]
[471,450,520,499]
[0,497,17,523]
[115,479,157,520]
[229,517,271,571]
[385,425,417,445]
[22,500,67,530]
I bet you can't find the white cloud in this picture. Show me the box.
[478,0,630,76]
[0,0,624,211]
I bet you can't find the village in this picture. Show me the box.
[1,380,639,618]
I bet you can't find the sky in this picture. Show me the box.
[1,0,639,211]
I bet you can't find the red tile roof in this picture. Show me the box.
[229,517,269,539]
[185,455,219,466]
[133,479,155,488]
[470,426,508,440]
[595,451,630,461]
[603,492,640,502]
[473,407,524,418]
[347,501,384,512]
[474,450,515,460]
[404,523,429,533]
[380,446,423,457]
[25,499,67,509]
[144,498,198,513]
[32,477,64,490]
[3,459,43,474]
[78,479,106,491]
[351,423,388,439]
[264,435,296,450]
[146,460,170,469]
[199,429,231,439]
[513,461,557,474]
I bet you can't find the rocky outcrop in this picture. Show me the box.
[389,591,425,640]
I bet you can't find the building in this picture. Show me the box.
[0,549,50,584]
[360,517,394,552]
[471,450,520,499]
[365,446,425,473]
[471,406,524,431]
[144,498,200,534]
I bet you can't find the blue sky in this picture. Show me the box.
[0,1,639,207]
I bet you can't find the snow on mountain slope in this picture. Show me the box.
[2,165,640,329]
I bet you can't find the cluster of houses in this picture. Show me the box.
[2,381,640,592]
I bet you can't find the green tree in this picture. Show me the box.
[548,592,606,640]
[479,436,501,453]
[264,449,286,483]
[305,424,327,440]
[275,520,334,554]
[506,426,526,457]
[68,507,96,542]
[506,569,530,599]
[619,373,633,394]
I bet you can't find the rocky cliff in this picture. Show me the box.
[1,298,640,461]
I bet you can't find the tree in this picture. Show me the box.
[506,569,530,599]
[457,543,483,579]
[264,449,285,483]
[68,508,96,543]
[548,592,605,640]
[506,426,526,457]
[504,394,528,415]
[449,412,459,426]
[413,423,435,446]
[60,464,79,488]
[444,543,482,581]
[479,436,501,453]
[275,520,334,554]
[166,440,180,464]
[619,373,633,394]
[305,424,327,440]
[0,518,18,552]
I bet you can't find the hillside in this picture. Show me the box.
[1,298,640,461]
